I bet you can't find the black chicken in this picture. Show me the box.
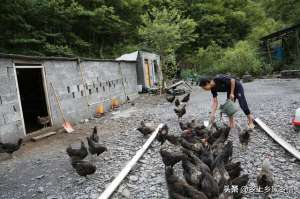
[213,155,230,193]
[71,159,96,177]
[175,98,180,107]
[213,141,233,167]
[137,121,155,136]
[90,126,99,143]
[179,120,195,131]
[181,139,203,154]
[181,93,190,103]
[181,148,210,173]
[239,128,251,148]
[231,174,249,199]
[86,137,107,156]
[66,141,88,160]
[174,104,186,119]
[225,161,242,180]
[166,95,176,103]
[257,158,274,195]
[160,141,187,167]
[156,125,169,145]
[199,146,215,170]
[182,159,203,188]
[200,170,219,199]
[165,134,182,146]
[165,166,208,199]
[0,139,23,156]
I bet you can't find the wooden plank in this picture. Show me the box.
[166,80,184,90]
[255,118,300,160]
[98,124,165,199]
[31,131,56,141]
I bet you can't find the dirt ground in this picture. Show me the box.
[0,78,300,199]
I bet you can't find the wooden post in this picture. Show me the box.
[295,30,300,55]
[77,58,91,116]
[266,41,272,65]
[118,62,128,102]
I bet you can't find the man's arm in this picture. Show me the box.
[230,78,235,100]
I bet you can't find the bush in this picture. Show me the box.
[217,41,262,76]
[195,41,224,74]
[195,40,263,77]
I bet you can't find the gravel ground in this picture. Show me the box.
[0,78,300,199]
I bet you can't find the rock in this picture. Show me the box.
[127,183,137,189]
[85,187,92,193]
[34,175,45,180]
[129,175,138,182]
[37,186,44,193]
[89,193,98,199]
[121,188,131,198]
[47,195,62,199]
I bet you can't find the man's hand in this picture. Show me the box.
[229,93,235,101]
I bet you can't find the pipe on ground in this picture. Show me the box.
[98,123,165,199]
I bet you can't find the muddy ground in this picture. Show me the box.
[0,79,300,199]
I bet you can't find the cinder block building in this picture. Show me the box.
[116,50,162,89]
[0,53,141,143]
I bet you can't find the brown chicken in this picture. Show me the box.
[37,116,50,128]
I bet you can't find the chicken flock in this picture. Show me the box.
[137,91,274,199]
[65,126,107,178]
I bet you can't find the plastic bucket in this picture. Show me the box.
[220,100,239,117]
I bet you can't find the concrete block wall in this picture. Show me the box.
[0,56,138,142]
[0,58,25,143]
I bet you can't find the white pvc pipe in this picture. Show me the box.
[98,123,165,199]
[255,118,300,160]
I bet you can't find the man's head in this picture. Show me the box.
[198,77,213,91]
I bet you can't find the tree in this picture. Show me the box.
[138,7,197,79]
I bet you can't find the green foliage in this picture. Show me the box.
[195,41,224,74]
[218,41,263,76]
[261,0,300,25]
[195,41,263,77]
[138,7,197,79]
[247,18,284,45]
[0,0,297,77]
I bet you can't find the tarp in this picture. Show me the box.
[116,51,138,61]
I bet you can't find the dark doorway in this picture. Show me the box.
[16,68,49,133]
